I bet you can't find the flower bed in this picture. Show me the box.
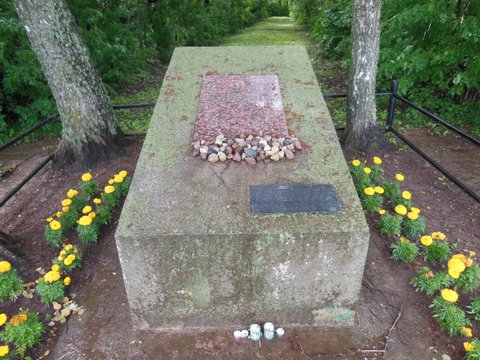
[350,156,480,359]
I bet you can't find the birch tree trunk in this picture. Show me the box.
[344,0,382,153]
[12,0,125,167]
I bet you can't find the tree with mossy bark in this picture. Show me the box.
[12,0,125,167]
[344,0,382,153]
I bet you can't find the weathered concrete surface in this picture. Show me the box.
[115,46,369,330]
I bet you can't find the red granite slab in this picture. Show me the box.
[194,75,288,143]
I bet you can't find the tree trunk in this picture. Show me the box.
[344,0,382,153]
[12,0,126,168]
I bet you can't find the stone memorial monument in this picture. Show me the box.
[115,46,369,330]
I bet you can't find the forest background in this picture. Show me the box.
[0,0,478,144]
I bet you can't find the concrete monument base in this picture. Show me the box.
[115,46,369,330]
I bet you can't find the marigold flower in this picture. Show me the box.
[64,277,71,286]
[0,261,12,273]
[51,264,60,272]
[464,342,475,352]
[352,159,361,167]
[441,288,458,303]
[462,327,473,338]
[402,191,411,200]
[0,313,7,327]
[374,186,384,194]
[373,156,382,165]
[407,212,418,220]
[399,237,410,243]
[410,207,420,214]
[93,198,102,205]
[104,185,115,194]
[394,205,407,216]
[448,268,460,279]
[470,251,476,256]
[50,220,62,231]
[0,345,8,357]
[62,206,69,213]
[61,198,72,206]
[378,209,386,215]
[58,255,65,261]
[119,170,128,178]
[9,313,27,327]
[363,187,375,196]
[64,254,76,266]
[431,232,446,240]
[465,258,474,267]
[81,173,92,182]
[395,173,405,181]
[363,167,372,174]
[56,211,63,218]
[448,258,466,273]
[67,189,78,198]
[420,236,433,246]
[113,174,124,183]
[108,179,115,185]
[82,206,92,214]
[88,212,96,219]
[65,245,73,251]
[46,217,53,222]
[77,215,93,226]
[44,270,61,283]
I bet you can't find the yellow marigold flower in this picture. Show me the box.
[44,270,61,283]
[81,173,92,182]
[49,220,62,231]
[402,191,412,200]
[64,277,71,286]
[441,288,458,303]
[407,212,419,220]
[394,205,407,216]
[51,264,60,272]
[410,207,420,214]
[452,254,467,261]
[67,189,78,198]
[62,206,69,213]
[464,342,475,352]
[448,268,460,279]
[470,251,476,256]
[119,170,128,178]
[77,215,93,226]
[88,212,96,219]
[363,167,372,174]
[374,186,384,194]
[378,209,386,215]
[58,255,65,261]
[462,327,473,338]
[65,244,73,251]
[82,206,92,214]
[9,313,27,327]
[431,232,446,241]
[420,236,433,247]
[352,159,361,167]
[0,345,8,357]
[363,187,375,196]
[395,173,405,181]
[465,258,474,267]
[0,313,7,327]
[399,237,410,243]
[61,198,72,206]
[64,254,76,266]
[46,217,53,222]
[104,185,115,194]
[108,179,115,185]
[56,211,63,218]
[93,198,102,205]
[373,156,382,165]
[448,258,466,273]
[0,261,12,273]
[113,174,124,183]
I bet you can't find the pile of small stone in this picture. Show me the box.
[191,134,302,165]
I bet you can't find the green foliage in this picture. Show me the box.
[0,269,24,302]
[410,267,452,297]
[391,197,413,209]
[467,297,480,321]
[382,180,401,201]
[455,264,480,292]
[465,339,480,360]
[76,224,99,245]
[101,191,120,210]
[35,279,65,305]
[58,209,79,230]
[78,179,98,199]
[391,239,418,264]
[44,226,65,248]
[94,205,113,226]
[430,296,470,337]
[360,193,383,213]
[421,241,451,263]
[401,216,426,238]
[0,312,45,353]
[370,164,384,183]
[377,213,402,237]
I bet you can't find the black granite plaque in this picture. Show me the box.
[250,184,341,214]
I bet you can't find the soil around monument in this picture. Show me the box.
[0,132,479,359]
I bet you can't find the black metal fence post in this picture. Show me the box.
[386,79,398,131]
